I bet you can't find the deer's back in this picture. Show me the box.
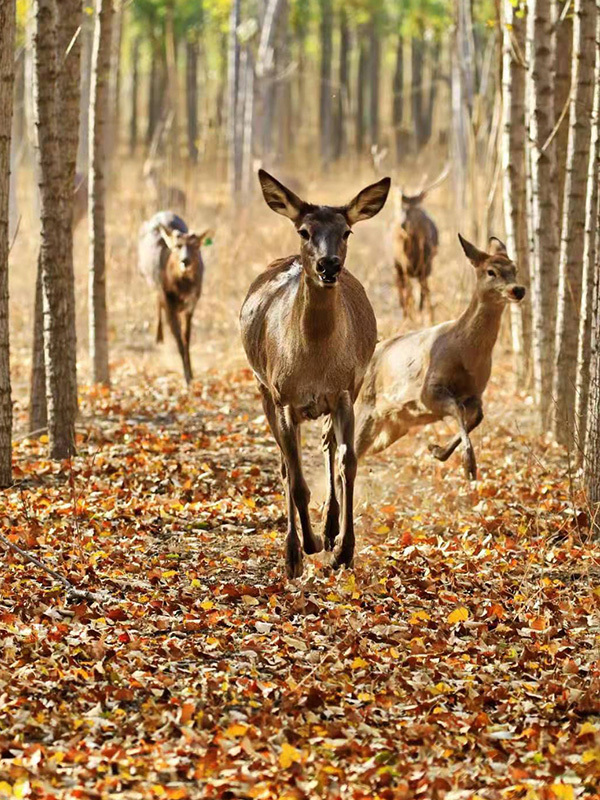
[395,207,439,278]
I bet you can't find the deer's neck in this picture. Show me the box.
[293,268,341,342]
[455,293,505,359]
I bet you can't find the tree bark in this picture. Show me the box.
[0,0,15,487]
[393,34,403,163]
[576,7,600,454]
[146,40,158,146]
[319,0,333,165]
[33,0,78,458]
[164,0,178,164]
[525,0,559,425]
[356,36,367,154]
[368,15,380,149]
[412,36,425,149]
[423,41,440,144]
[333,7,349,160]
[553,0,597,446]
[502,0,531,384]
[89,0,112,386]
[186,38,199,162]
[109,0,122,153]
[129,35,140,155]
[77,12,93,172]
[30,253,47,433]
[584,166,600,525]
[227,0,241,196]
[554,7,573,226]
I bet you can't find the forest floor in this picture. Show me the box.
[2,164,600,798]
[0,360,599,800]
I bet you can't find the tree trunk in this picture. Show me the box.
[129,35,140,155]
[33,0,78,459]
[333,7,349,160]
[319,0,333,165]
[553,0,597,446]
[502,0,531,384]
[525,0,559,426]
[576,8,600,454]
[77,11,93,171]
[227,0,241,196]
[240,47,254,196]
[0,0,15,487]
[393,34,403,163]
[412,37,425,149]
[584,169,600,526]
[109,0,122,154]
[186,38,199,162]
[368,16,380,149]
[146,41,158,146]
[423,41,440,144]
[57,0,82,425]
[356,36,367,154]
[30,253,47,433]
[164,0,178,164]
[89,0,112,386]
[554,7,573,226]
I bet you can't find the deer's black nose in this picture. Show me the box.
[181,255,191,267]
[317,256,341,275]
[512,286,525,300]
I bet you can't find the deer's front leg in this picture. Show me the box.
[426,390,479,480]
[331,391,358,569]
[276,406,323,577]
[321,416,340,551]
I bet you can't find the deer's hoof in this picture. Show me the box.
[428,443,446,461]
[286,538,304,578]
[463,449,477,481]
[332,545,354,570]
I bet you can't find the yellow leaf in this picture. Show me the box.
[200,600,214,610]
[326,592,341,602]
[550,785,574,800]
[279,742,301,768]
[190,579,202,589]
[579,722,597,736]
[582,748,600,763]
[357,692,373,702]
[447,607,470,624]
[162,570,177,579]
[376,524,390,534]
[0,784,12,799]
[13,780,30,799]
[389,647,400,659]
[351,657,368,669]
[409,610,431,624]
[224,723,248,738]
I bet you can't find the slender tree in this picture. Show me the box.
[129,35,140,155]
[186,37,199,162]
[333,7,349,160]
[89,0,113,385]
[356,36,367,154]
[0,0,15,487]
[227,0,241,195]
[525,0,559,425]
[553,0,597,445]
[33,0,79,458]
[584,191,600,531]
[319,0,333,164]
[576,8,600,453]
[554,5,573,226]
[392,33,404,163]
[368,14,380,148]
[502,0,531,383]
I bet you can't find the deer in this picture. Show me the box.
[354,234,526,480]
[240,170,390,577]
[143,161,188,213]
[393,165,449,320]
[138,211,212,385]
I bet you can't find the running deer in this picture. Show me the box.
[240,170,390,577]
[393,165,449,320]
[355,235,525,480]
[138,211,212,384]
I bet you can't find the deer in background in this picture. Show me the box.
[355,235,525,480]
[393,165,449,320]
[240,170,390,577]
[138,211,212,384]
[143,160,188,213]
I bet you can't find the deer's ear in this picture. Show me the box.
[345,177,391,225]
[488,237,507,256]
[197,229,214,246]
[458,233,487,267]
[158,225,174,249]
[258,170,305,222]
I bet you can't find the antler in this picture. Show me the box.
[418,162,450,195]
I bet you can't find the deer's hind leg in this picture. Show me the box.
[331,391,358,570]
[156,295,164,343]
[321,416,340,551]
[427,393,482,480]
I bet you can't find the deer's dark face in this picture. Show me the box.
[296,207,352,287]
[458,234,526,305]
[401,192,426,209]
[168,231,201,278]
[258,169,391,289]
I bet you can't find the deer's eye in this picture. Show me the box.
[487,269,496,278]
[299,229,310,241]
[343,230,352,241]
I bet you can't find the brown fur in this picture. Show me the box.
[394,197,439,320]
[356,235,526,480]
[240,170,389,577]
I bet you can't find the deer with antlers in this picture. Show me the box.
[240,170,390,577]
[393,165,449,320]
